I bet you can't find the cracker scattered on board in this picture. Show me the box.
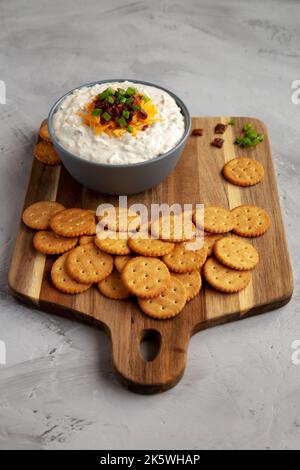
[66,244,113,284]
[51,253,92,294]
[97,207,141,232]
[138,276,187,319]
[151,213,196,242]
[223,157,264,187]
[39,119,51,143]
[172,271,202,301]
[198,206,234,234]
[162,242,207,273]
[122,256,170,298]
[79,235,95,246]
[204,233,225,257]
[95,231,131,255]
[50,208,96,237]
[33,230,77,255]
[203,257,251,293]
[114,255,133,272]
[214,236,259,270]
[34,141,61,165]
[128,237,175,257]
[98,270,131,300]
[231,205,271,237]
[22,201,65,230]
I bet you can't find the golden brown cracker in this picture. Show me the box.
[231,205,271,237]
[22,201,65,230]
[51,253,92,294]
[79,235,95,246]
[66,244,113,284]
[114,255,133,272]
[50,208,96,237]
[34,141,61,165]
[33,230,77,255]
[203,257,251,293]
[162,242,207,273]
[94,231,131,255]
[204,233,225,257]
[138,276,187,319]
[199,206,234,233]
[172,271,202,301]
[223,157,264,187]
[98,270,131,300]
[39,119,51,142]
[151,213,196,242]
[128,237,175,257]
[122,256,170,298]
[214,236,259,270]
[97,207,141,232]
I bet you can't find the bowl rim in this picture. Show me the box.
[48,79,191,169]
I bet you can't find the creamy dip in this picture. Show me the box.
[52,81,185,165]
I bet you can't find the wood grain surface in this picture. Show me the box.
[8,117,293,393]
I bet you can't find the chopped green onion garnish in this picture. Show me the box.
[132,104,140,111]
[92,108,101,116]
[127,125,133,133]
[118,117,127,128]
[98,90,109,100]
[125,97,133,105]
[122,110,130,119]
[118,96,126,104]
[141,95,150,103]
[118,89,126,95]
[107,87,115,95]
[107,96,114,105]
[235,123,264,148]
[125,87,136,96]
[102,112,111,121]
[228,118,235,125]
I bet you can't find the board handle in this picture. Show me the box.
[109,322,190,394]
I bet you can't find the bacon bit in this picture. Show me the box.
[211,138,224,148]
[142,124,148,131]
[214,123,227,134]
[137,109,148,120]
[191,128,203,136]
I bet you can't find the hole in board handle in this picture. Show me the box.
[139,329,161,362]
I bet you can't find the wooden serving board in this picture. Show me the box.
[8,117,293,393]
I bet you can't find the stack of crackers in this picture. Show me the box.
[22,202,270,320]
[33,120,61,165]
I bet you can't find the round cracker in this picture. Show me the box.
[39,119,51,142]
[50,208,96,237]
[151,213,196,242]
[128,237,175,257]
[79,235,95,246]
[97,207,141,232]
[138,276,187,319]
[122,256,170,298]
[198,206,234,233]
[172,271,202,301]
[51,253,92,294]
[223,157,264,187]
[22,201,65,230]
[203,257,251,293]
[162,242,207,273]
[94,232,131,255]
[214,236,259,270]
[33,230,77,255]
[34,141,61,165]
[98,270,131,300]
[204,233,225,257]
[231,205,271,237]
[114,255,134,272]
[66,244,113,284]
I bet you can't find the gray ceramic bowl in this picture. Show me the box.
[48,79,191,195]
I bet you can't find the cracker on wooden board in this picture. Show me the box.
[214,236,259,270]
[162,242,207,273]
[193,206,234,234]
[39,119,51,142]
[231,205,271,237]
[223,157,264,187]
[138,276,187,319]
[203,257,251,293]
[95,231,131,255]
[172,271,202,301]
[79,235,95,246]
[114,255,134,272]
[22,201,65,230]
[97,207,141,232]
[98,270,131,300]
[51,253,92,294]
[122,256,170,298]
[128,237,175,257]
[33,230,77,255]
[34,141,61,165]
[66,244,113,284]
[151,213,196,242]
[50,208,96,237]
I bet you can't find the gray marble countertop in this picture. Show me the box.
[0,0,299,450]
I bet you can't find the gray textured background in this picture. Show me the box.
[0,0,299,450]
